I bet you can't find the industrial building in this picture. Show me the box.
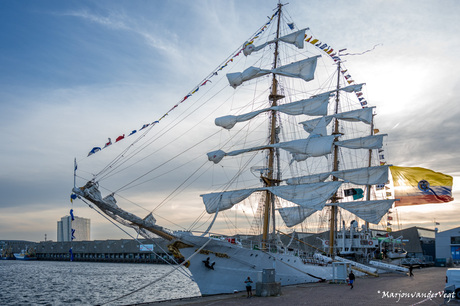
[57,215,90,242]
[435,226,460,266]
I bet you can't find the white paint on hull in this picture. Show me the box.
[177,235,332,295]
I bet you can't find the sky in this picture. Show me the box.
[1,0,460,242]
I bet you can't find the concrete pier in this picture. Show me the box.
[139,267,457,305]
[36,238,174,263]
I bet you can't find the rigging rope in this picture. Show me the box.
[113,130,220,193]
[79,197,192,279]
[83,9,278,169]
[340,44,382,56]
[100,238,213,305]
[151,160,209,212]
[96,83,230,183]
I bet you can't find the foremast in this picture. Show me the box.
[262,2,283,248]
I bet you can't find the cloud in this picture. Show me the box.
[62,9,129,30]
[2,0,460,243]
[59,8,181,57]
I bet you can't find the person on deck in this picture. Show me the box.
[245,276,253,298]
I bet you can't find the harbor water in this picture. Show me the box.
[0,260,200,305]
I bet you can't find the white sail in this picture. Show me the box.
[334,106,374,124]
[333,165,389,185]
[285,172,330,185]
[268,181,342,210]
[308,116,328,137]
[272,136,335,156]
[227,56,319,88]
[340,83,365,93]
[243,28,307,56]
[273,92,331,116]
[335,134,386,150]
[286,165,388,186]
[215,110,264,130]
[201,188,256,214]
[201,181,342,213]
[207,135,334,164]
[300,107,375,133]
[278,206,317,227]
[335,200,395,224]
[279,28,308,48]
[215,93,331,129]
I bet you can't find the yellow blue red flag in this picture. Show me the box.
[390,166,454,206]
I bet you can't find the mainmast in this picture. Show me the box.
[365,115,375,229]
[329,61,342,256]
[262,3,283,247]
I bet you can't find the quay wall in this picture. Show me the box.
[2,238,175,264]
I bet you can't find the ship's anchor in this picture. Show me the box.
[203,257,215,270]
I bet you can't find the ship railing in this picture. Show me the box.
[197,232,324,260]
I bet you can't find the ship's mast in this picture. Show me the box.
[365,115,375,230]
[329,61,342,256]
[262,2,283,247]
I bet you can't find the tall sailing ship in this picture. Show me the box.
[72,3,453,296]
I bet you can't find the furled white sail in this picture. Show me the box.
[335,200,395,224]
[144,212,157,226]
[300,107,375,133]
[335,134,386,150]
[278,206,317,227]
[215,93,331,129]
[201,181,342,214]
[243,28,307,56]
[333,165,389,185]
[227,56,319,88]
[207,135,334,164]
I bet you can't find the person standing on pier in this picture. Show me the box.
[409,265,414,277]
[349,271,355,289]
[245,276,253,298]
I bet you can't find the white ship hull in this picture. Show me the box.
[177,234,332,295]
